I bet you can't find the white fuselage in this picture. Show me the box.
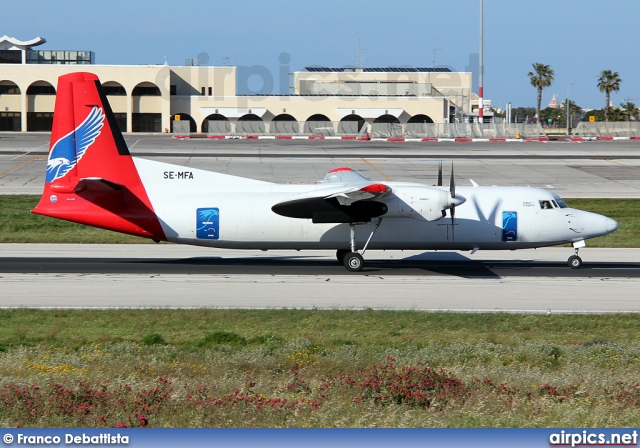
[135,158,617,251]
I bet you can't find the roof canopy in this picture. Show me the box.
[0,35,46,51]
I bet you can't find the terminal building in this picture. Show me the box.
[0,35,491,136]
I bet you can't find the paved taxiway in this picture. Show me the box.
[1,245,639,313]
[2,133,640,197]
[1,135,639,313]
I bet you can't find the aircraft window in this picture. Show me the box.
[539,200,553,210]
[555,198,568,208]
[551,200,559,208]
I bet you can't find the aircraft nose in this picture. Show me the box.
[606,217,618,233]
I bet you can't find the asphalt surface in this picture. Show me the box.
[1,253,639,278]
[1,246,638,312]
[2,134,640,197]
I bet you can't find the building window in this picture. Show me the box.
[27,112,54,131]
[25,50,94,65]
[103,85,126,96]
[208,87,212,96]
[132,86,160,96]
[0,85,20,95]
[201,87,206,95]
[0,112,21,131]
[113,113,127,132]
[170,85,177,96]
[26,85,56,95]
[132,113,161,132]
[0,50,21,64]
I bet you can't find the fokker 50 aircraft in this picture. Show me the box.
[33,73,618,271]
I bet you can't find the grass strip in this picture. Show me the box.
[1,310,640,427]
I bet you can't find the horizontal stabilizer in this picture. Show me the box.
[75,177,125,193]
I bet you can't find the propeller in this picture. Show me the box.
[436,161,465,241]
[450,163,456,240]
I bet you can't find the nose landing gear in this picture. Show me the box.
[568,240,585,269]
[567,252,583,269]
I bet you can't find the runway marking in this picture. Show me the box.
[128,139,143,149]
[0,154,41,177]
[361,158,392,181]
[605,159,640,170]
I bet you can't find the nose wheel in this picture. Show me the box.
[567,248,583,269]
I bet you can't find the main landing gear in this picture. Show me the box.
[337,218,383,272]
[567,248,583,269]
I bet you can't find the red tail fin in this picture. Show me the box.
[32,72,166,241]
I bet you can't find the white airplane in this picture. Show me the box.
[33,73,618,271]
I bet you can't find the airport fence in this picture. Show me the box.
[572,121,640,138]
[173,120,548,139]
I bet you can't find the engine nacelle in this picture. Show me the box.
[382,186,451,221]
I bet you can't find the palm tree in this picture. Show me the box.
[620,101,639,122]
[528,63,554,123]
[597,70,622,121]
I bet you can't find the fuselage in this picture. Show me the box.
[135,158,618,252]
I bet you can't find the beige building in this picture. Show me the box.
[1,35,487,135]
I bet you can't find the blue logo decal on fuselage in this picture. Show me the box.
[196,208,219,239]
[502,211,517,242]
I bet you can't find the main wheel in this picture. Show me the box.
[336,249,350,265]
[343,252,364,272]
[568,255,582,269]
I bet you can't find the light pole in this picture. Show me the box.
[478,0,484,123]
[566,82,574,135]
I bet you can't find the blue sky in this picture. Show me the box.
[4,0,639,110]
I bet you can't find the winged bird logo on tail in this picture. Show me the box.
[45,106,105,182]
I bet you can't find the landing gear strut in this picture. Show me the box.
[339,218,383,272]
[567,247,583,269]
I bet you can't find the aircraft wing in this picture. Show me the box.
[321,167,371,184]
[272,171,391,223]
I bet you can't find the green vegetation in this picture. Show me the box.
[0,195,153,243]
[528,62,555,122]
[566,198,640,247]
[1,309,640,427]
[597,70,622,121]
[1,195,638,246]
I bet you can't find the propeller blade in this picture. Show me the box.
[437,160,443,186]
[450,163,456,241]
[451,205,456,241]
[449,162,456,199]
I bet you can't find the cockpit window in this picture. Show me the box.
[551,200,559,208]
[555,198,568,208]
[539,200,553,210]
